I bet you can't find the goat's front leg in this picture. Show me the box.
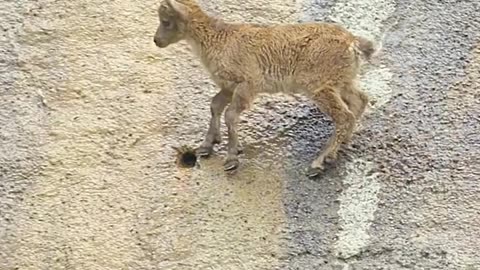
[196,88,233,157]
[223,82,253,171]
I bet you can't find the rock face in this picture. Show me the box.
[1,0,479,269]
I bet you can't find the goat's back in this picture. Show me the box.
[228,23,360,87]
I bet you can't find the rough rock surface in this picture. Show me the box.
[1,0,479,269]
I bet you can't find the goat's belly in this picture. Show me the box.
[260,78,306,95]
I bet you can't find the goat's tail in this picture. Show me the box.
[354,35,382,61]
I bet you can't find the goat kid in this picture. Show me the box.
[153,0,380,177]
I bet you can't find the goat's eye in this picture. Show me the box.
[161,20,171,28]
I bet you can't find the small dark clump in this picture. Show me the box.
[172,145,197,168]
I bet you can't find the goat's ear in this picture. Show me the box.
[166,0,189,19]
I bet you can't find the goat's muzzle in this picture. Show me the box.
[153,37,166,48]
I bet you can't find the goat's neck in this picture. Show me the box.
[185,13,231,62]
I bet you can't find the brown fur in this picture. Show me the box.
[153,0,380,176]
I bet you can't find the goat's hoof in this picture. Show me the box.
[224,157,240,171]
[306,166,323,178]
[196,146,213,157]
[212,136,221,145]
[325,155,337,165]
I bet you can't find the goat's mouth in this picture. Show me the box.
[155,43,168,48]
[153,38,168,48]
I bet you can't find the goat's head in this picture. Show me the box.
[153,0,197,48]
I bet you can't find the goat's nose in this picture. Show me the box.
[153,37,163,47]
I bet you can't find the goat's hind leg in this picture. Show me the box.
[307,87,356,178]
[196,88,232,157]
[340,83,369,140]
[340,83,369,120]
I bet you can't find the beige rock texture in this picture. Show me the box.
[1,0,479,269]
